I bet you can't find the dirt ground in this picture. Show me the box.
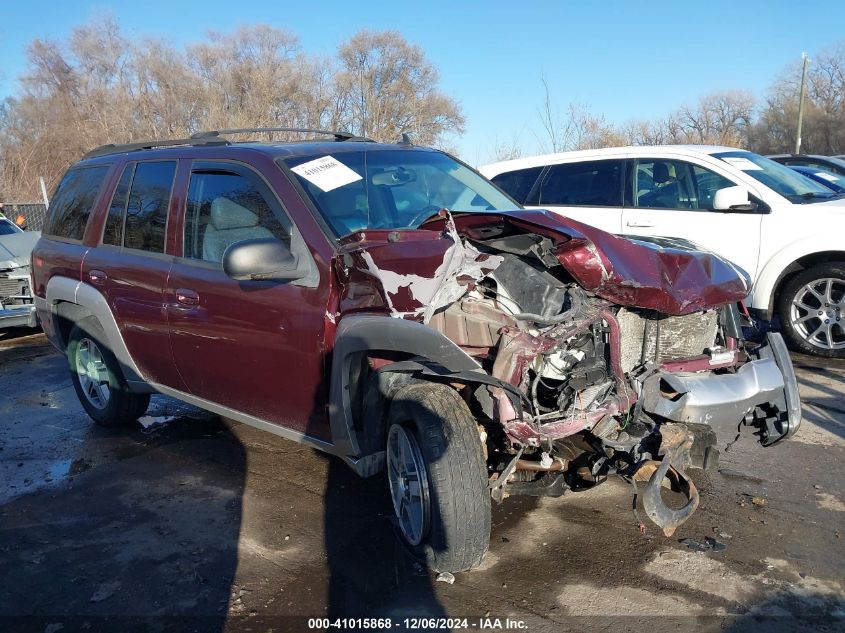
[1,328,843,633]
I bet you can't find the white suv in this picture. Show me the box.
[480,146,845,358]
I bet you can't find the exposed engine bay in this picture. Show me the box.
[338,210,801,536]
[429,245,792,534]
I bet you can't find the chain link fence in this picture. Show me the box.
[0,203,49,232]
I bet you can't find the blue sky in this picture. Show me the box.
[2,1,844,164]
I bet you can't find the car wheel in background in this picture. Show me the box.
[778,263,845,358]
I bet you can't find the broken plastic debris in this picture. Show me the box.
[138,415,176,429]
[679,537,726,552]
[435,572,455,584]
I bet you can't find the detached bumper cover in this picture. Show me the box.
[641,333,801,445]
[0,303,38,328]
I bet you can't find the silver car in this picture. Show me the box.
[0,218,39,328]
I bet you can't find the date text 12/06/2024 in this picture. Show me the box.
[307,617,528,630]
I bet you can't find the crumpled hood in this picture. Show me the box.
[443,210,750,315]
[0,231,40,269]
[334,210,750,318]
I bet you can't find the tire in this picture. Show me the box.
[777,263,845,358]
[385,382,491,573]
[67,317,150,426]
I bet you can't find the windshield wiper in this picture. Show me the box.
[791,192,837,202]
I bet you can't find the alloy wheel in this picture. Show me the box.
[75,338,111,410]
[789,277,845,351]
[386,424,431,546]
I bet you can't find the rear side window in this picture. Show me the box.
[539,160,623,207]
[122,161,176,253]
[490,167,543,204]
[44,166,110,240]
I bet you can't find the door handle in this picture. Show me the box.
[88,270,107,284]
[175,288,200,307]
[626,220,656,228]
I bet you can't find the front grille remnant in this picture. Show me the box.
[617,308,719,373]
[0,275,27,302]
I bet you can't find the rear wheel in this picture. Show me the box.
[778,263,845,358]
[385,382,491,573]
[67,318,150,426]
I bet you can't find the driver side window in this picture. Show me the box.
[183,163,291,264]
[632,160,734,210]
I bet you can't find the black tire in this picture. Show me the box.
[777,263,845,359]
[385,382,491,573]
[67,317,150,426]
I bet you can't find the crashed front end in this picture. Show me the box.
[0,231,39,329]
[336,210,800,536]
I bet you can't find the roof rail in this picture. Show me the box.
[83,136,230,160]
[191,127,368,142]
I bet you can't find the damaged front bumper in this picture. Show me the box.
[0,303,37,329]
[640,332,801,446]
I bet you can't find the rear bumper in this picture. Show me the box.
[641,333,801,445]
[0,303,38,329]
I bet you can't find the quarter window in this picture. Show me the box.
[538,160,622,206]
[183,163,290,264]
[44,166,110,240]
[123,161,176,253]
[102,164,134,246]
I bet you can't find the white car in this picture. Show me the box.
[480,146,845,358]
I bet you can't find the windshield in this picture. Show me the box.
[794,167,845,193]
[714,150,841,203]
[0,219,23,235]
[280,150,518,237]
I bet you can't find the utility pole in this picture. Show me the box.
[39,176,50,208]
[795,52,810,154]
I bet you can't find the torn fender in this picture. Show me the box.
[334,224,502,319]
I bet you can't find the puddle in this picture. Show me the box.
[0,457,76,504]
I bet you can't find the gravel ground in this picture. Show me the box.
[0,328,843,633]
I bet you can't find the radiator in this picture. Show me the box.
[616,308,719,373]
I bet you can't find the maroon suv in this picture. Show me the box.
[32,129,801,573]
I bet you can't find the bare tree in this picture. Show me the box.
[672,91,755,146]
[751,44,845,154]
[335,30,464,146]
[0,19,466,200]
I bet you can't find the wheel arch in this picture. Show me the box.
[330,315,512,476]
[753,243,845,319]
[45,275,147,386]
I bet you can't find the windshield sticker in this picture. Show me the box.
[290,155,363,192]
[815,171,840,182]
[720,157,763,171]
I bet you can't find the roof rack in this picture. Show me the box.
[83,136,230,159]
[82,127,370,160]
[191,127,368,142]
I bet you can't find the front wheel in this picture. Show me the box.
[68,318,150,426]
[385,383,491,573]
[778,263,845,358]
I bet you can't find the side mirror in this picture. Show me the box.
[712,186,757,212]
[222,237,301,281]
